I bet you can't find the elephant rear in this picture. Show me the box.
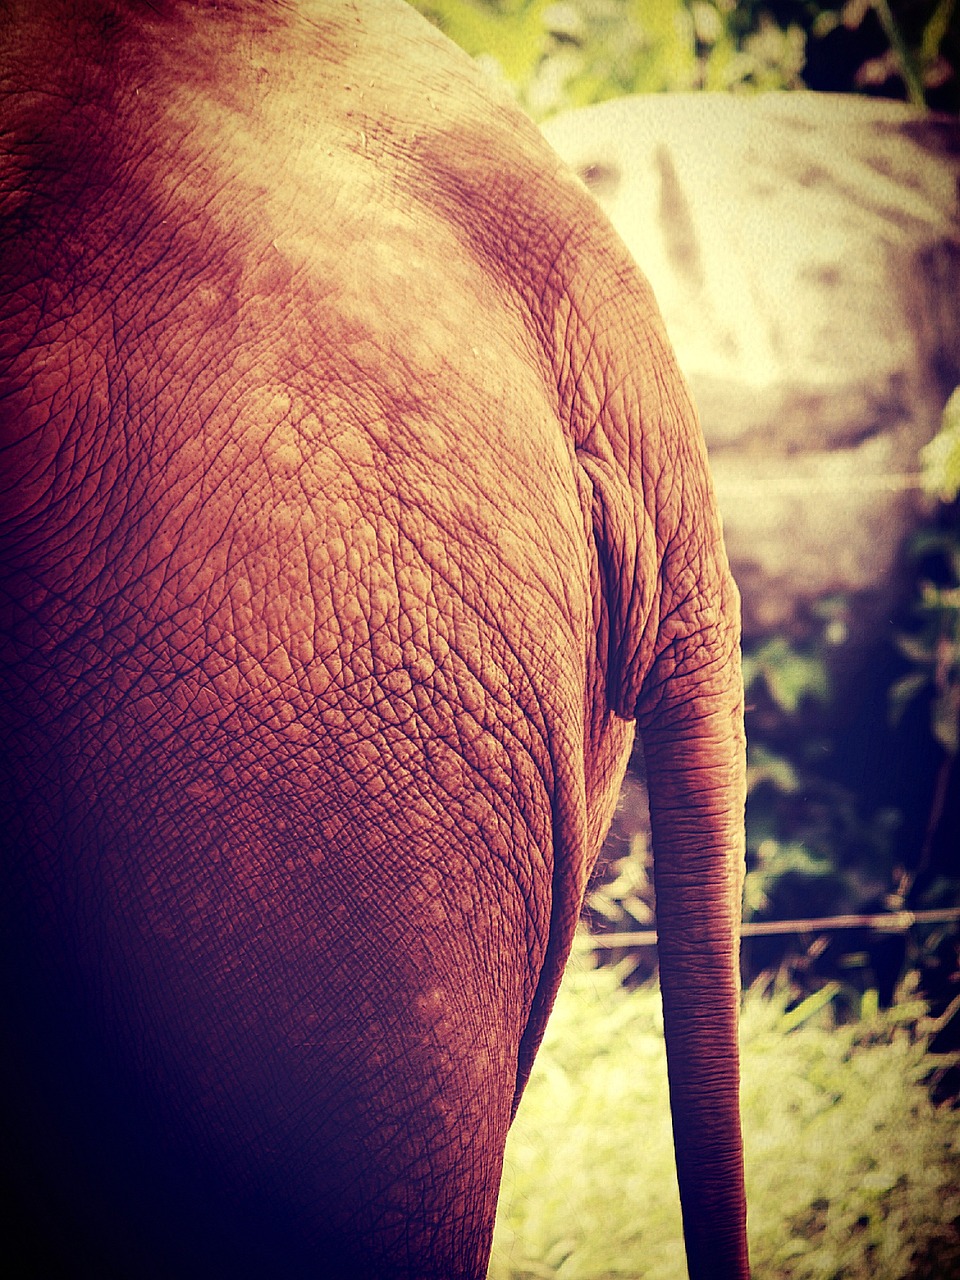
[1,1,748,1277]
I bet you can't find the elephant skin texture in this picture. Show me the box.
[0,3,748,1278]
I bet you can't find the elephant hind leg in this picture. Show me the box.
[3,923,515,1279]
[3,826,527,1278]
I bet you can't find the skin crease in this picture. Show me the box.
[0,1,748,1277]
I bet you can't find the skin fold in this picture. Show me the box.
[0,1,748,1277]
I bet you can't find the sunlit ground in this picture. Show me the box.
[489,957,959,1280]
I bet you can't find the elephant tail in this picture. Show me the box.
[636,548,749,1279]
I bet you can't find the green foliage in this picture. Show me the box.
[584,832,654,930]
[410,0,553,89]
[891,393,960,757]
[741,635,900,932]
[890,531,960,755]
[408,0,807,119]
[743,636,830,715]
[920,385,960,504]
[818,0,960,106]
[742,968,960,1278]
[409,0,958,116]
[491,960,960,1279]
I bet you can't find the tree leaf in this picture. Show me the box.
[888,670,928,724]
[921,385,960,501]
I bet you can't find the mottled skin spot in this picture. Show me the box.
[0,2,748,1278]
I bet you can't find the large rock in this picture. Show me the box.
[541,93,960,641]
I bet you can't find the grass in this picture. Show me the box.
[490,956,960,1279]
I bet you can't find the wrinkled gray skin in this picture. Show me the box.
[0,2,749,1277]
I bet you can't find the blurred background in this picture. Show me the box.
[404,5,959,1274]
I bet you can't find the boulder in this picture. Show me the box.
[541,93,960,642]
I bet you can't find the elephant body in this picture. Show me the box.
[0,2,747,1277]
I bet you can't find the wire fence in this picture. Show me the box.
[578,907,960,951]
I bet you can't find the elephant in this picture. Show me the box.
[0,2,748,1277]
